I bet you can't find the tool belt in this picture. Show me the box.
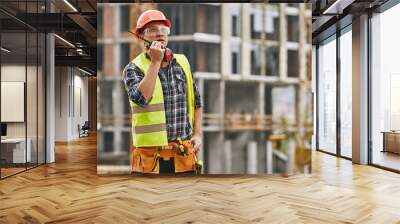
[131,139,201,174]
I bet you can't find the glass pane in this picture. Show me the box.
[120,6,130,32]
[230,42,240,75]
[317,36,337,154]
[26,0,40,167]
[251,43,262,75]
[27,31,38,169]
[1,30,27,177]
[100,80,114,116]
[287,15,299,42]
[188,43,219,73]
[120,43,130,71]
[38,32,45,165]
[266,46,279,76]
[371,4,400,171]
[265,5,280,41]
[250,8,262,39]
[98,7,103,37]
[287,49,299,78]
[230,4,241,37]
[340,28,352,158]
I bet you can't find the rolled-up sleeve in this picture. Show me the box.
[123,63,152,107]
[193,77,202,109]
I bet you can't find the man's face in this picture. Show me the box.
[142,21,169,48]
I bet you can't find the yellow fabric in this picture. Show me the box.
[129,52,195,147]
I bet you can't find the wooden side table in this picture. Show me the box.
[381,131,400,154]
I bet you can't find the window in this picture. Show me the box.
[266,46,279,76]
[250,10,262,39]
[98,44,103,71]
[232,15,238,36]
[287,15,299,42]
[201,5,220,34]
[265,8,279,40]
[317,36,337,154]
[159,4,197,35]
[371,4,400,171]
[230,4,241,37]
[231,43,241,75]
[98,7,103,37]
[287,49,299,78]
[121,132,131,153]
[120,6,130,32]
[100,81,114,115]
[0,1,46,178]
[121,82,131,118]
[103,132,114,153]
[339,27,352,158]
[120,43,130,71]
[251,49,261,75]
[195,43,220,73]
[232,52,238,74]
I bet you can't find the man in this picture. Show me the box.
[122,10,203,174]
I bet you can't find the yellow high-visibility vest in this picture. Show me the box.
[128,52,195,147]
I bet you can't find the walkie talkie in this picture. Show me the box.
[129,31,172,63]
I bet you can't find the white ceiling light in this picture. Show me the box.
[54,34,75,48]
[78,67,93,76]
[323,0,354,15]
[63,0,78,12]
[1,47,11,53]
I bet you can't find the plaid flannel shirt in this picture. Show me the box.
[123,55,202,142]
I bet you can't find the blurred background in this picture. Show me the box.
[97,3,313,175]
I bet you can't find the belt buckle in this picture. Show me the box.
[159,145,174,150]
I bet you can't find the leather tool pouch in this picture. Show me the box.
[174,141,196,173]
[132,147,159,174]
[132,141,197,174]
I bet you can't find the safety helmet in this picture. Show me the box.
[135,10,171,36]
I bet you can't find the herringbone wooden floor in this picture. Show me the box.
[1,134,399,224]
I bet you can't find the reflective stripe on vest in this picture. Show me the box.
[128,52,195,147]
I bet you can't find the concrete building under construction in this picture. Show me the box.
[97,3,312,174]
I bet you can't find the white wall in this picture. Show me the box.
[54,67,89,141]
[1,65,34,138]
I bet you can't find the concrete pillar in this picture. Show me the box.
[279,4,287,80]
[258,82,265,115]
[223,140,232,173]
[46,32,55,161]
[113,5,122,155]
[266,141,273,174]
[298,4,307,81]
[221,4,231,76]
[241,4,251,77]
[287,140,295,175]
[246,141,257,174]
[352,14,369,165]
[208,132,224,173]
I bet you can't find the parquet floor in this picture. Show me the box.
[0,134,399,223]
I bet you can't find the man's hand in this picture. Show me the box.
[190,134,202,154]
[148,41,164,63]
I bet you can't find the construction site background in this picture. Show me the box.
[97,3,313,175]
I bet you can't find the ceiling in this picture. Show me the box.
[0,0,97,75]
[310,0,390,43]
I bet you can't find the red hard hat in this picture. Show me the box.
[135,10,171,36]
